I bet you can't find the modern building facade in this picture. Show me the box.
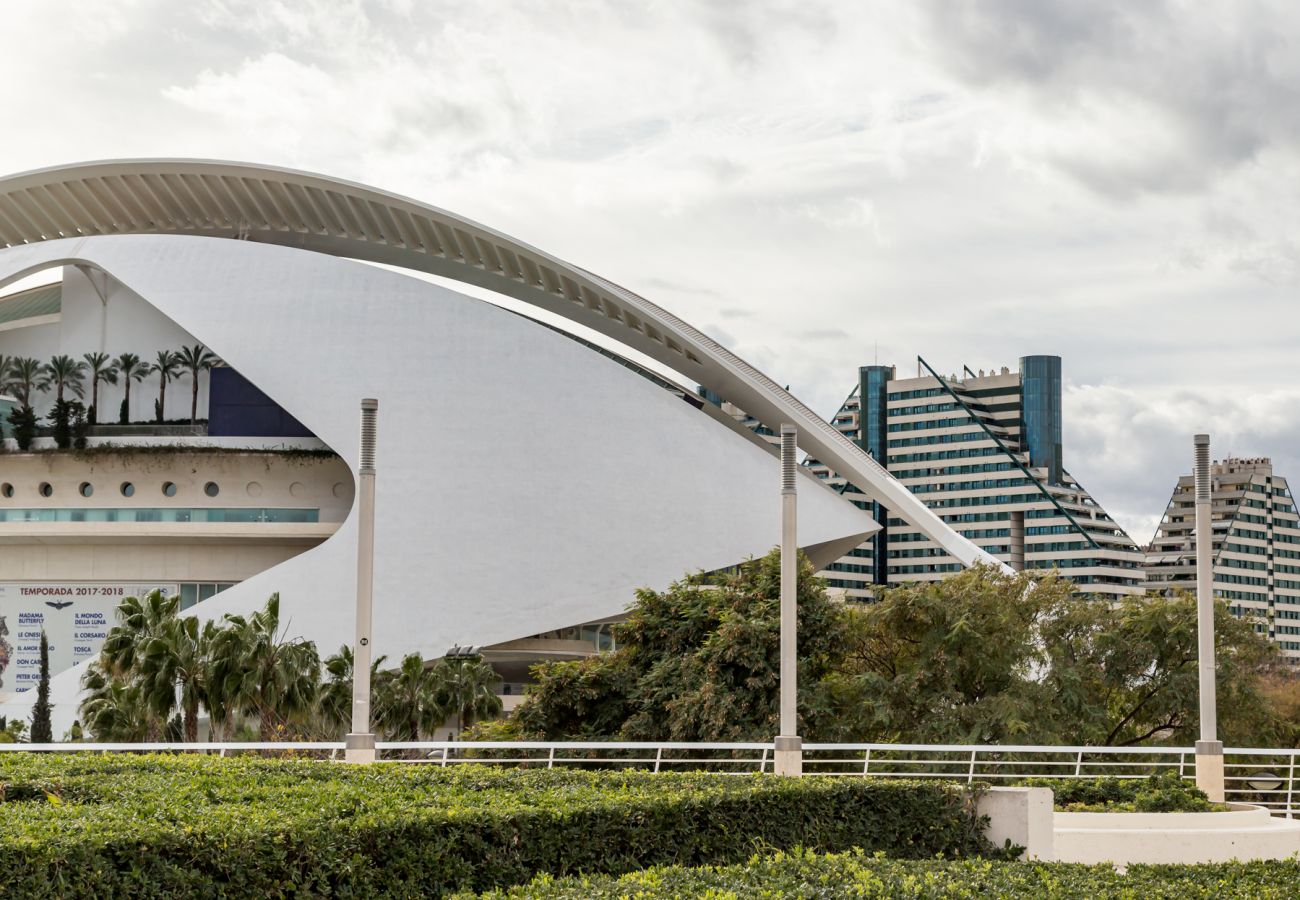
[793,357,1143,600]
[1145,457,1300,659]
[0,159,1003,729]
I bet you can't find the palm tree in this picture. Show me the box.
[173,344,218,427]
[375,653,449,742]
[149,350,180,423]
[316,644,387,739]
[112,353,149,424]
[211,594,320,740]
[139,616,217,742]
[5,357,49,409]
[45,354,87,404]
[435,656,502,734]
[79,662,155,742]
[82,352,118,425]
[100,590,179,680]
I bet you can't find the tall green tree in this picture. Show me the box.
[139,616,218,742]
[173,344,218,426]
[149,350,180,423]
[82,351,118,425]
[211,593,320,740]
[437,656,502,734]
[316,644,387,738]
[5,356,49,409]
[79,663,155,742]
[374,653,449,741]
[44,354,86,404]
[100,590,180,679]
[29,631,53,743]
[111,352,149,424]
[511,560,1284,747]
[516,549,849,742]
[829,566,1284,746]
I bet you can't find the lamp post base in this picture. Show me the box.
[345,732,377,765]
[1195,740,1225,802]
[774,735,802,777]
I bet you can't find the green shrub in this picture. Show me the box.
[6,405,37,450]
[0,755,993,897]
[465,848,1300,899]
[1021,772,1219,812]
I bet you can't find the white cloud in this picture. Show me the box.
[3,0,1300,528]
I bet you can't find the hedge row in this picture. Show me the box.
[1020,772,1218,812]
[0,755,994,897]
[466,848,1300,899]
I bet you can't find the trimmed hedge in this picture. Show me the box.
[466,848,1300,898]
[1021,772,1220,812]
[0,755,993,897]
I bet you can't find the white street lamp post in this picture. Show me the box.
[1193,433,1224,800]
[774,423,802,776]
[346,398,379,764]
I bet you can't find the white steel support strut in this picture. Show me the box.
[774,424,802,777]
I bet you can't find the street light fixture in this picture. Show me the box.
[346,398,379,764]
[1247,772,1284,794]
[1193,433,1224,801]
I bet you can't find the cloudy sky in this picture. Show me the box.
[3,0,1298,541]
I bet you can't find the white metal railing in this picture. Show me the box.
[1,741,1295,816]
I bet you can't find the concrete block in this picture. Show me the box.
[977,786,1055,860]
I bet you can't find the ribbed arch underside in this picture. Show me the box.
[0,159,1002,571]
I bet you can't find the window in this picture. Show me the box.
[204,482,220,498]
[38,482,52,498]
[0,483,11,498]
[162,482,177,497]
[120,482,135,497]
[79,482,94,498]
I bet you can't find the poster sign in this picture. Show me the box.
[0,583,178,694]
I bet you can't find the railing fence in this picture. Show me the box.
[2,741,1296,817]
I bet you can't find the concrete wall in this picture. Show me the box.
[0,234,876,731]
[0,450,349,585]
[0,450,352,521]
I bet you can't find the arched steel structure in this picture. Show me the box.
[0,159,1002,569]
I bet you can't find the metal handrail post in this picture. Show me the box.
[1288,753,1297,819]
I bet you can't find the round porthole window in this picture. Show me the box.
[0,483,12,498]
[204,482,220,498]
[79,482,94,498]
[38,482,53,498]
[162,482,177,498]
[120,482,135,497]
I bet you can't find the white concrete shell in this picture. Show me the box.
[0,160,999,570]
[0,234,876,725]
[0,159,1002,726]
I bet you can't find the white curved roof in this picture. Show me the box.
[0,159,1002,569]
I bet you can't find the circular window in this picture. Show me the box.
[289,481,305,498]
[79,482,94,498]
[246,481,263,498]
[120,482,135,497]
[332,482,348,499]
[162,482,177,498]
[0,483,12,499]
[38,482,53,498]
[204,482,220,498]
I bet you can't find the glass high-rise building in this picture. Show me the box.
[800,355,1143,600]
[1146,457,1300,659]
